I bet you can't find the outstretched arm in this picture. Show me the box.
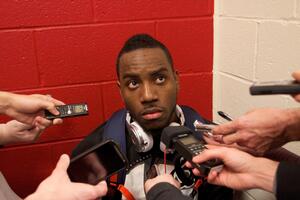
[0,91,64,145]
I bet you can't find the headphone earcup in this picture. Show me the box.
[128,121,153,152]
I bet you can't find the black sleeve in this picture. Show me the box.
[276,161,300,200]
[146,182,192,200]
[71,122,107,158]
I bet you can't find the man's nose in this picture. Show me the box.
[140,83,158,103]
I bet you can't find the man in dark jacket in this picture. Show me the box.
[72,34,233,200]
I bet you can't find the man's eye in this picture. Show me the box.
[128,80,139,89]
[156,76,165,84]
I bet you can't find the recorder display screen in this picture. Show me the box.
[74,105,85,113]
[179,136,199,145]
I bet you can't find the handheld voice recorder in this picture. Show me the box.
[161,126,223,176]
[45,103,88,119]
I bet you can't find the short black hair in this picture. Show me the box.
[116,33,174,78]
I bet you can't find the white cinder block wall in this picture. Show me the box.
[213,0,300,200]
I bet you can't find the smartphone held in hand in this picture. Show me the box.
[68,140,128,185]
[250,80,300,95]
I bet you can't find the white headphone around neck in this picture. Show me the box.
[126,113,154,153]
[125,105,185,153]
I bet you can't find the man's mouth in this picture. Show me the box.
[142,108,163,120]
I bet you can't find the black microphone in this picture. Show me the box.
[160,126,223,176]
[161,126,192,149]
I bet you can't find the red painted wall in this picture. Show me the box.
[0,0,213,197]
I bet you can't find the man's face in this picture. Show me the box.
[118,48,179,131]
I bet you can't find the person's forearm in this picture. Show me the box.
[0,91,11,114]
[0,123,8,145]
[284,108,300,142]
[252,157,279,193]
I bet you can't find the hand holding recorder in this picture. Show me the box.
[187,145,278,192]
[0,92,64,145]
[0,91,64,125]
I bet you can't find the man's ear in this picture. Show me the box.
[117,80,125,101]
